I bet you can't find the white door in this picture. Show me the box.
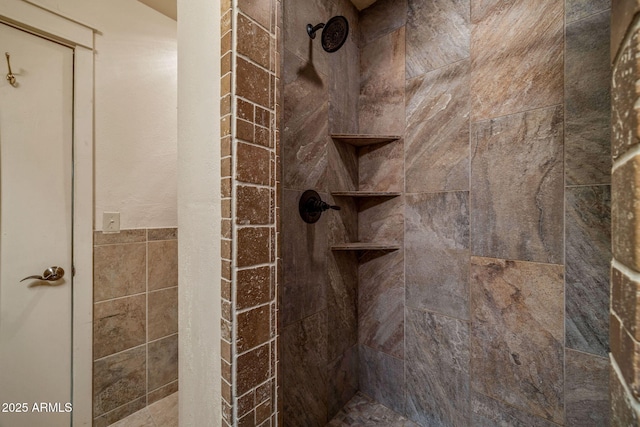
[0,22,73,427]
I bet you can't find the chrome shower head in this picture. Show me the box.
[306,16,349,53]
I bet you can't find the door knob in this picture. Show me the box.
[20,266,65,282]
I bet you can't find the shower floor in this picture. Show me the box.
[108,390,414,426]
[326,393,419,427]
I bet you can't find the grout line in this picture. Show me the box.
[612,144,640,172]
[565,346,609,361]
[612,258,640,282]
[565,7,611,26]
[469,254,565,268]
[472,390,564,427]
[147,332,178,345]
[405,305,470,324]
[94,291,147,304]
[611,354,640,414]
[470,102,564,125]
[93,343,146,363]
[565,183,611,188]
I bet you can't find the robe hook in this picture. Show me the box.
[5,52,17,87]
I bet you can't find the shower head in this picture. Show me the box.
[306,16,349,53]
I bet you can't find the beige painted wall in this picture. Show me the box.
[30,0,177,230]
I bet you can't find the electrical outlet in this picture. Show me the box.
[103,212,120,233]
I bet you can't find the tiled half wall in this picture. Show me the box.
[92,228,178,426]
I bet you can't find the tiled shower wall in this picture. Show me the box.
[220,0,281,424]
[610,1,640,423]
[280,0,363,424]
[282,0,612,426]
[92,228,178,426]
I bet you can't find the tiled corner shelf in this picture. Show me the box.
[331,191,401,197]
[330,133,402,253]
[331,242,400,251]
[331,134,401,147]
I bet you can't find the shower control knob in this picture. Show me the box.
[299,190,341,224]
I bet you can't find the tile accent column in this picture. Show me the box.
[610,1,640,423]
[220,0,281,425]
[92,228,178,426]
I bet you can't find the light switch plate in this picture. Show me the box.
[103,212,120,233]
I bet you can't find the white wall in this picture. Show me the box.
[30,0,177,230]
[177,0,221,422]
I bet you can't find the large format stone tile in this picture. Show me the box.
[470,257,564,423]
[327,137,359,192]
[328,345,359,420]
[148,334,178,391]
[359,28,405,135]
[283,49,328,191]
[565,349,610,426]
[148,287,178,341]
[358,196,404,244]
[329,37,359,135]
[470,105,564,264]
[327,250,358,362]
[565,10,611,185]
[471,392,559,427]
[405,309,470,427]
[93,243,146,302]
[94,294,146,359]
[566,185,611,356]
[93,346,146,416]
[470,0,563,121]
[405,192,469,320]
[280,190,327,327]
[281,311,328,427]
[328,392,418,427]
[359,344,404,415]
[406,60,470,193]
[359,139,404,192]
[358,250,404,359]
[283,0,332,77]
[566,0,609,23]
[406,0,470,78]
[148,240,178,291]
[359,0,407,47]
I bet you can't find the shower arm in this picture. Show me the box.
[306,23,325,39]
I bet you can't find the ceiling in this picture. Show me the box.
[349,0,378,10]
[137,0,378,21]
[138,0,176,20]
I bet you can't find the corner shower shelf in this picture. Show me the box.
[331,242,400,251]
[329,134,402,255]
[331,134,401,147]
[331,191,400,198]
